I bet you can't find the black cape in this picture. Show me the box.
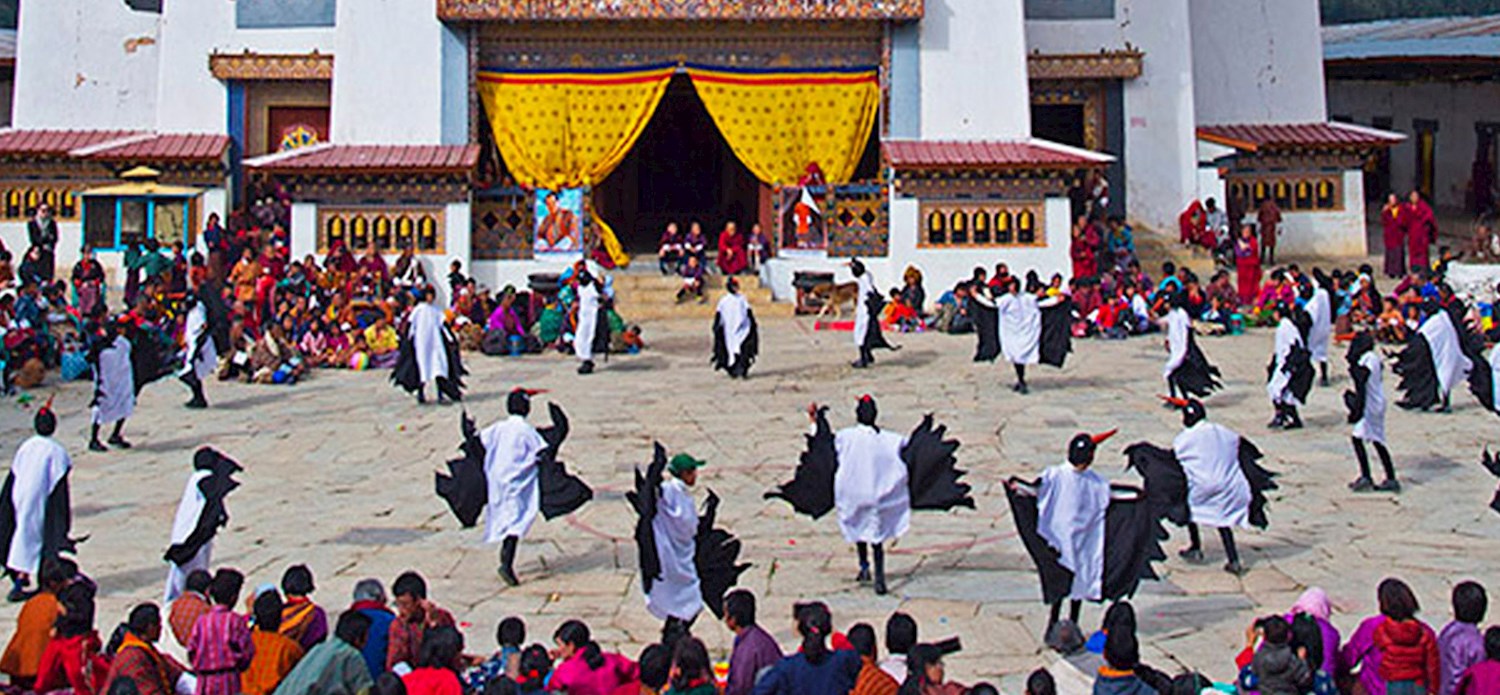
[1169,331,1223,398]
[164,449,242,567]
[1346,361,1373,424]
[1039,298,1074,368]
[1480,449,1500,514]
[1392,334,1441,410]
[1469,355,1495,414]
[1005,477,1164,605]
[764,409,974,518]
[391,325,467,401]
[972,299,1000,363]
[629,443,749,619]
[435,405,592,528]
[129,325,178,396]
[1125,436,1278,530]
[861,291,898,353]
[0,465,74,572]
[1267,342,1315,405]
[710,308,759,377]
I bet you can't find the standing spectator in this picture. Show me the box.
[27,203,57,283]
[72,248,106,318]
[1441,583,1488,695]
[1071,216,1098,279]
[349,578,396,679]
[1382,194,1407,278]
[242,592,304,695]
[1258,198,1283,265]
[1406,191,1437,272]
[723,591,781,695]
[187,569,256,695]
[386,572,455,673]
[1236,225,1261,306]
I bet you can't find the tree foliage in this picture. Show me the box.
[1322,0,1500,24]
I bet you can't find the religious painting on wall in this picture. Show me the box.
[778,187,826,255]
[268,106,329,152]
[534,188,584,256]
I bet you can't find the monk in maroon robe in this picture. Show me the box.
[1405,191,1436,272]
[716,221,748,276]
[1381,193,1406,278]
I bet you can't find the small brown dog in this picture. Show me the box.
[809,281,860,319]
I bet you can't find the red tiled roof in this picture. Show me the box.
[72,133,231,162]
[0,129,145,157]
[245,144,480,173]
[1196,122,1405,152]
[883,139,1113,170]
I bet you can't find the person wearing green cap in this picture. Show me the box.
[646,452,704,627]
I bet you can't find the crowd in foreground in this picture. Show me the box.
[5,549,1500,695]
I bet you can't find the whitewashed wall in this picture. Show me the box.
[331,0,446,144]
[760,195,1073,301]
[155,0,335,134]
[1024,0,1199,233]
[1189,0,1327,125]
[11,0,161,130]
[1327,78,1500,211]
[919,0,1031,139]
[1276,170,1367,258]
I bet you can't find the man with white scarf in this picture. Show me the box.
[0,400,72,602]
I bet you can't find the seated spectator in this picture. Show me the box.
[666,638,714,695]
[1341,578,1436,695]
[272,611,375,695]
[1092,629,1156,695]
[278,565,328,650]
[1287,588,1341,676]
[550,620,638,695]
[1455,628,1500,695]
[243,591,305,695]
[1440,582,1488,695]
[847,623,898,695]
[1026,669,1056,695]
[900,643,967,695]
[168,569,213,648]
[386,571,455,673]
[1247,616,1312,695]
[1377,297,1408,343]
[187,569,255,695]
[350,578,396,680]
[402,625,465,695]
[753,602,859,695]
[881,613,917,683]
[103,603,191,695]
[365,316,400,368]
[35,582,109,695]
[677,256,706,304]
[467,617,525,691]
[1,557,73,689]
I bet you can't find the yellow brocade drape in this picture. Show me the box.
[478,64,676,266]
[685,64,879,186]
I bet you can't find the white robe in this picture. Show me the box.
[715,293,752,365]
[163,470,212,603]
[1172,422,1252,529]
[997,293,1041,366]
[182,302,216,380]
[92,335,135,425]
[408,302,449,384]
[1162,308,1191,380]
[574,283,601,362]
[1490,349,1500,412]
[1353,350,1387,444]
[1307,288,1333,364]
[1036,463,1109,601]
[646,477,702,621]
[852,272,877,348]
[833,425,910,544]
[6,437,70,577]
[1267,317,1304,407]
[1421,310,1471,399]
[482,416,546,543]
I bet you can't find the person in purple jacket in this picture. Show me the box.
[723,590,782,695]
[1440,582,1488,695]
[1288,588,1342,675]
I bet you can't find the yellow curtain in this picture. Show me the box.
[477,64,676,266]
[685,64,879,186]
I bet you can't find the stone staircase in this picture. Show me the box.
[611,271,793,322]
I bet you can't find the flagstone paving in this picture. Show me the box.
[2,313,1498,690]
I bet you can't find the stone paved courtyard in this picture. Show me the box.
[2,312,1498,690]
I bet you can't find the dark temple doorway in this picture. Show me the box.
[595,74,764,254]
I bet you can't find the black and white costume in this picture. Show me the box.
[850,259,897,369]
[1394,303,1472,412]
[711,279,758,379]
[1126,399,1277,575]
[573,271,610,375]
[974,276,1070,394]
[1162,295,1222,399]
[765,396,972,595]
[1266,306,1314,430]
[179,284,230,409]
[1344,333,1398,492]
[392,290,465,404]
[1006,430,1163,633]
[163,448,241,602]
[0,403,73,601]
